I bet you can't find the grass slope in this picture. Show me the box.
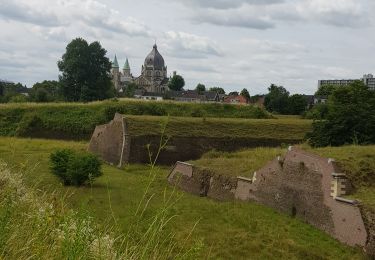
[0,100,270,139]
[190,148,285,178]
[126,116,312,140]
[0,137,364,259]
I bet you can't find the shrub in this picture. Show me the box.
[50,149,102,186]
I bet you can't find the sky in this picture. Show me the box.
[0,0,374,94]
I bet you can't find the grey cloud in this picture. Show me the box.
[178,0,284,9]
[162,31,223,58]
[0,1,61,26]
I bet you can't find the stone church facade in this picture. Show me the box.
[111,44,170,93]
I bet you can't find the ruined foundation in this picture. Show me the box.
[168,147,373,253]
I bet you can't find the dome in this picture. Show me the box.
[144,44,165,70]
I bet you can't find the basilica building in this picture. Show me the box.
[111,44,170,93]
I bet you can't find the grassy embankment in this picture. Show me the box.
[0,100,270,140]
[0,137,364,259]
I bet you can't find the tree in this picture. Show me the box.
[264,84,290,114]
[315,84,337,97]
[228,91,239,96]
[308,81,375,147]
[287,94,308,115]
[58,38,113,102]
[195,83,206,93]
[240,88,250,102]
[209,87,225,94]
[30,80,61,102]
[168,74,185,91]
[123,83,138,98]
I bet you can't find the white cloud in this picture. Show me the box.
[161,31,223,58]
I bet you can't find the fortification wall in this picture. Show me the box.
[168,147,370,251]
[89,114,303,166]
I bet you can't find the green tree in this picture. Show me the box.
[209,87,225,94]
[228,91,239,96]
[58,38,113,102]
[240,88,250,102]
[308,81,375,147]
[30,80,61,102]
[123,83,138,98]
[264,84,290,114]
[168,74,185,91]
[287,94,308,115]
[315,84,337,97]
[195,83,206,93]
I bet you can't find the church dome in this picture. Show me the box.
[144,44,165,70]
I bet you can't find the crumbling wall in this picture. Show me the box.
[168,147,369,250]
[168,162,236,201]
[88,113,126,166]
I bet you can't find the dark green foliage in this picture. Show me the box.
[195,83,206,93]
[264,84,290,114]
[228,92,239,96]
[122,83,138,98]
[240,88,250,102]
[304,103,329,120]
[58,38,113,102]
[15,113,43,137]
[50,149,102,186]
[287,94,308,115]
[209,87,225,94]
[8,95,28,103]
[315,84,337,97]
[30,80,61,102]
[168,74,185,91]
[308,81,375,147]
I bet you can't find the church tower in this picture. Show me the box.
[111,55,120,90]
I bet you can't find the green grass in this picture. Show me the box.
[126,116,312,140]
[190,148,285,178]
[0,137,365,259]
[0,99,271,139]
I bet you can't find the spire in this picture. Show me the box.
[123,57,130,70]
[112,55,119,68]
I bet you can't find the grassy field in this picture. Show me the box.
[0,99,271,140]
[126,115,312,139]
[0,137,365,259]
[190,148,286,178]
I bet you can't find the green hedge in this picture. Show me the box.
[0,100,271,140]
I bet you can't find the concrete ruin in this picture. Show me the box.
[88,113,307,166]
[168,146,374,253]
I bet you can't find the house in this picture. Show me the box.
[134,89,163,101]
[223,95,248,104]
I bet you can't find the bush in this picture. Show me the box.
[50,149,102,186]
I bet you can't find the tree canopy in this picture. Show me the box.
[209,87,225,94]
[308,81,375,147]
[30,80,60,102]
[315,84,338,97]
[264,84,290,114]
[195,83,206,93]
[240,88,250,102]
[58,38,113,102]
[168,74,185,91]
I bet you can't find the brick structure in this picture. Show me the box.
[168,147,372,251]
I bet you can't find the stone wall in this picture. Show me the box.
[89,114,303,166]
[168,147,371,251]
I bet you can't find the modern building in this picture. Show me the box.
[111,44,170,93]
[318,74,375,90]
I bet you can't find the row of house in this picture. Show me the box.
[133,89,257,105]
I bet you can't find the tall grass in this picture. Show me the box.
[0,117,200,259]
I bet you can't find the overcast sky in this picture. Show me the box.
[1,0,374,94]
